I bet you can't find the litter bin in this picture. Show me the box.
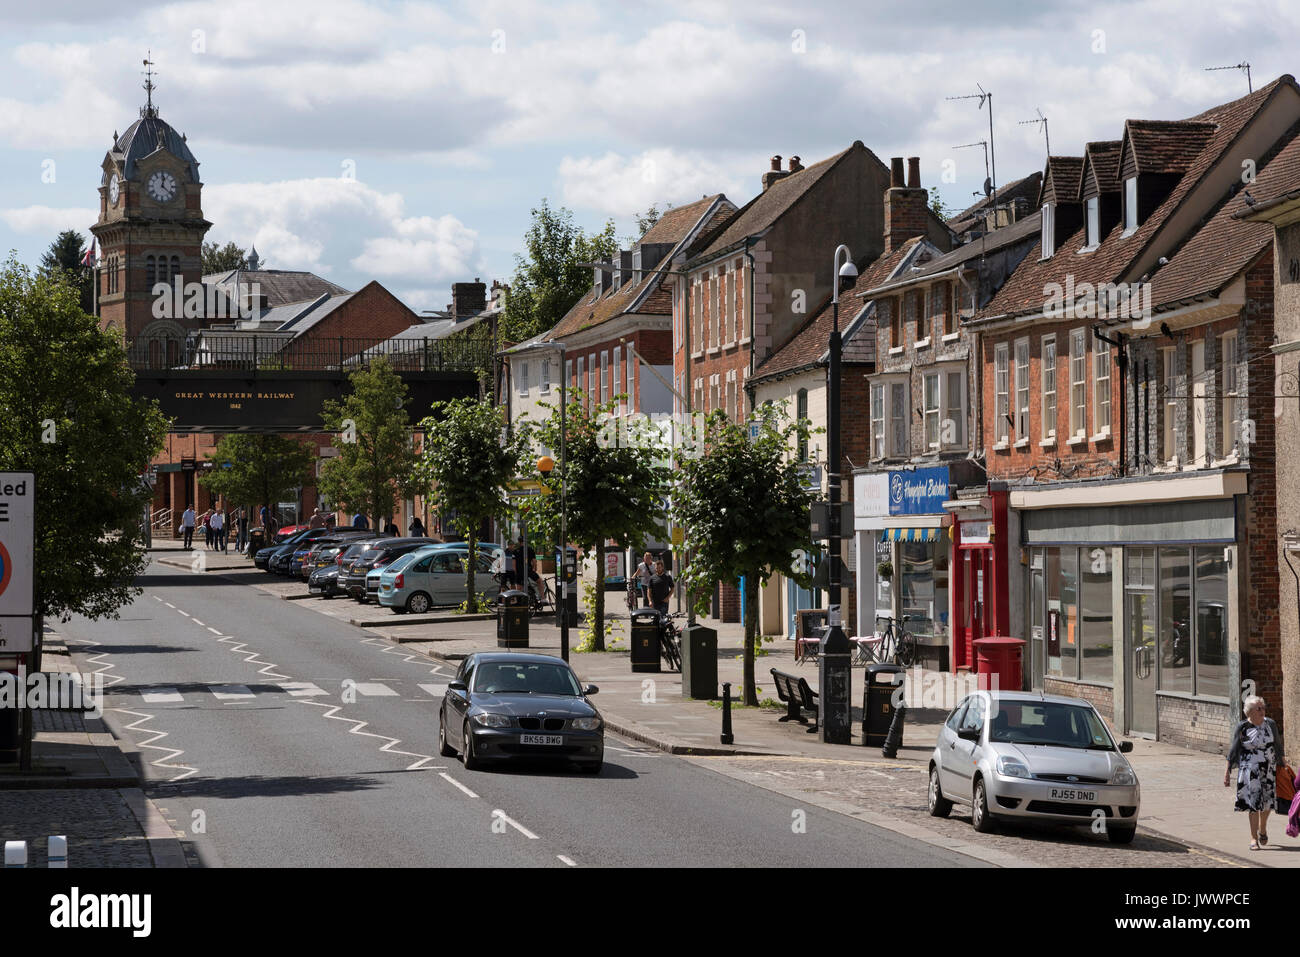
[863,663,905,748]
[681,623,717,699]
[630,609,662,673]
[497,590,530,648]
[246,527,266,558]
[973,636,1025,692]
[0,685,17,765]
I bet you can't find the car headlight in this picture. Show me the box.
[570,717,602,731]
[996,756,1030,778]
[1111,766,1137,786]
[471,713,513,728]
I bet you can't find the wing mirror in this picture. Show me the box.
[1120,740,1133,753]
[957,726,981,742]
[584,685,599,696]
[448,681,467,694]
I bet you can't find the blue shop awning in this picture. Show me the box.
[881,527,940,543]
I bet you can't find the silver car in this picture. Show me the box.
[928,691,1141,844]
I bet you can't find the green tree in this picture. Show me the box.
[416,397,525,611]
[929,187,954,221]
[202,240,249,274]
[624,203,672,246]
[38,229,93,315]
[673,407,815,705]
[0,255,167,624]
[197,433,315,515]
[317,358,419,531]
[526,392,671,650]
[500,200,618,344]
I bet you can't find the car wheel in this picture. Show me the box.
[438,714,456,757]
[928,765,953,818]
[406,592,432,615]
[462,721,482,770]
[972,777,997,833]
[1107,824,1137,844]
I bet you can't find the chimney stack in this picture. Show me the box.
[884,156,930,253]
[788,155,803,173]
[451,280,487,318]
[762,154,791,190]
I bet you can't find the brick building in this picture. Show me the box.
[969,76,1300,753]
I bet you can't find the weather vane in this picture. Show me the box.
[141,51,158,118]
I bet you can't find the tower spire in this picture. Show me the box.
[141,52,158,119]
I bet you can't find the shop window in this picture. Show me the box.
[900,541,947,636]
[1041,334,1057,441]
[1059,547,1079,678]
[1158,547,1192,694]
[1080,547,1113,683]
[1046,548,1062,676]
[1195,548,1229,699]
[875,537,892,617]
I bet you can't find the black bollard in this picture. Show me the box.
[881,701,906,758]
[720,682,735,745]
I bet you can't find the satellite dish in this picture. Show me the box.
[983,177,993,197]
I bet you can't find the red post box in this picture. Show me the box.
[972,636,1025,693]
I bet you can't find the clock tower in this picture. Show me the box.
[91,56,211,352]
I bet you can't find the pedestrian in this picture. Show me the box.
[260,504,269,529]
[352,511,369,530]
[237,506,248,552]
[409,516,425,538]
[210,507,224,552]
[202,508,213,549]
[649,559,673,616]
[309,507,324,529]
[384,517,399,537]
[1225,695,1285,850]
[634,551,655,607]
[181,503,196,550]
[325,512,336,530]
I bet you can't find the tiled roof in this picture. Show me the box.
[1147,128,1300,310]
[1041,156,1084,205]
[203,268,351,308]
[891,211,1042,286]
[754,238,929,380]
[1126,120,1216,176]
[981,75,1296,320]
[1081,140,1123,196]
[687,145,866,262]
[948,171,1043,234]
[547,195,723,340]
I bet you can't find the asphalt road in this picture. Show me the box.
[56,559,987,868]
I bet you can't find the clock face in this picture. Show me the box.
[108,173,120,205]
[147,170,177,203]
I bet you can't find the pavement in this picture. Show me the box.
[148,536,1275,868]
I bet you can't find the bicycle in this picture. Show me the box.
[872,615,918,667]
[659,611,684,672]
[530,575,556,616]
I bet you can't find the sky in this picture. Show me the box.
[0,0,1295,313]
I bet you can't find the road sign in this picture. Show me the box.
[0,472,35,653]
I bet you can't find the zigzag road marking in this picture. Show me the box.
[111,708,199,782]
[361,636,450,677]
[295,699,438,771]
[212,633,291,682]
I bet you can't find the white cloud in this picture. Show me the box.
[558,149,747,217]
[352,214,479,279]
[0,204,97,234]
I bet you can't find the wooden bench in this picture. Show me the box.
[770,668,819,733]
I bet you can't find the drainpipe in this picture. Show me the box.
[745,238,757,412]
[1093,326,1127,476]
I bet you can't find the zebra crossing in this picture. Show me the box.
[129,681,448,705]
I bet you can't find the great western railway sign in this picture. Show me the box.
[132,371,480,432]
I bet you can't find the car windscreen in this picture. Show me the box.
[472,661,582,697]
[988,700,1115,751]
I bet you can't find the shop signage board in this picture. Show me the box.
[0,472,35,653]
[888,466,950,516]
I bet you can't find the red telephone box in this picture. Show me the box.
[950,491,1010,671]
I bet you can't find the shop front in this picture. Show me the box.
[1013,472,1247,753]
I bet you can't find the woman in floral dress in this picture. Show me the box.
[1224,696,1284,850]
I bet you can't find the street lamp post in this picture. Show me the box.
[537,341,571,662]
[821,244,858,745]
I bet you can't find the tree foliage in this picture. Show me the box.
[0,256,167,622]
[416,397,525,611]
[525,392,671,650]
[202,240,249,274]
[38,229,93,315]
[317,358,419,530]
[197,433,315,513]
[673,407,815,705]
[500,200,618,344]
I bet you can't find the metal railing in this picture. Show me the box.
[151,506,172,530]
[123,333,494,373]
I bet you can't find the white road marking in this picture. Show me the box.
[140,688,184,704]
[192,619,204,626]
[207,627,222,635]
[494,810,539,840]
[276,681,329,697]
[210,684,255,700]
[439,772,478,798]
[163,602,175,608]
[112,709,198,782]
[354,682,398,697]
[177,610,190,617]
[418,683,449,697]
[557,855,577,867]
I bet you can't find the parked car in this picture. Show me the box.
[439,652,604,773]
[928,691,1140,844]
[377,543,502,614]
[296,531,371,580]
[308,564,343,597]
[266,528,338,575]
[340,538,440,601]
[255,527,315,569]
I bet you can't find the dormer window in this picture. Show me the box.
[1041,203,1056,258]
[1084,197,1100,250]
[1123,176,1138,233]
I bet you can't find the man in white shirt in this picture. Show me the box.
[181,504,196,550]
[634,551,655,608]
[209,508,224,552]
